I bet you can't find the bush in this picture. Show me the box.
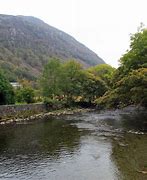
[44,97,66,110]
[16,87,35,104]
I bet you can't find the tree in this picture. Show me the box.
[61,60,84,101]
[82,72,108,102]
[40,58,62,99]
[120,26,147,74]
[115,68,147,106]
[15,79,35,104]
[0,70,15,105]
[88,64,115,87]
[16,87,35,104]
[41,59,108,105]
[96,68,147,108]
[40,59,84,102]
[96,26,147,108]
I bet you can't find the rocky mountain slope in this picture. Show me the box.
[0,14,105,81]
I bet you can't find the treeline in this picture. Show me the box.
[0,26,147,108]
[0,60,114,107]
[40,60,113,107]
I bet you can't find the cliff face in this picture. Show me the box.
[0,14,105,81]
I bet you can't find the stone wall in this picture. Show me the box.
[0,103,47,119]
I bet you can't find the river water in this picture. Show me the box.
[0,109,146,180]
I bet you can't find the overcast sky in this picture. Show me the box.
[0,0,147,67]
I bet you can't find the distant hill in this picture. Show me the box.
[0,14,105,81]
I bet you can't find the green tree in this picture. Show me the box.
[96,68,147,108]
[41,59,109,105]
[120,26,147,74]
[82,72,108,103]
[88,64,115,87]
[96,26,147,108]
[116,68,147,106]
[16,87,35,104]
[15,79,35,104]
[40,58,62,99]
[0,70,15,105]
[61,60,83,102]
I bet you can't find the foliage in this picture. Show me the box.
[16,87,35,104]
[95,90,120,109]
[61,60,84,102]
[41,59,83,103]
[40,59,108,105]
[116,68,147,106]
[16,86,35,104]
[81,72,108,102]
[96,26,147,108]
[40,58,63,99]
[36,26,147,108]
[88,64,115,87]
[44,97,66,109]
[120,27,147,74]
[0,70,15,105]
[96,67,147,108]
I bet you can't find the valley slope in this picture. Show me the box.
[0,14,105,80]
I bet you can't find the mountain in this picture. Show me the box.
[0,14,105,81]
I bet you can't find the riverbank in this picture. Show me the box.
[0,107,92,125]
[0,103,47,120]
[0,103,146,125]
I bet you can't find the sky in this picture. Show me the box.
[0,0,147,67]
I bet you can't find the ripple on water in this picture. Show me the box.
[0,110,146,180]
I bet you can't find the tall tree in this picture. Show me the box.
[61,60,83,101]
[120,26,147,74]
[40,58,62,99]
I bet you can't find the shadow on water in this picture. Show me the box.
[120,112,147,132]
[93,109,147,134]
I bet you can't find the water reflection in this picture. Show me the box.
[120,112,147,132]
[111,111,147,180]
[0,118,83,179]
[0,110,146,180]
[112,134,147,180]
[0,117,82,156]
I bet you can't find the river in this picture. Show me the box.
[0,109,146,180]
